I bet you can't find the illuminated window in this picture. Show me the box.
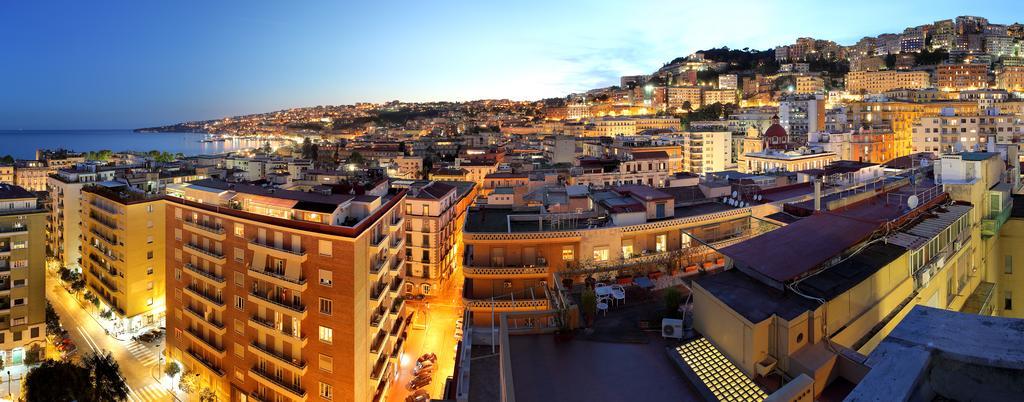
[319,326,333,344]
[593,247,609,262]
[561,247,574,262]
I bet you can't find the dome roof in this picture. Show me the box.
[764,123,787,138]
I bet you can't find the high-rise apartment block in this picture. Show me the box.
[0,184,46,365]
[164,179,408,402]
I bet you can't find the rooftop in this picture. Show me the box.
[847,306,1024,402]
[0,184,36,200]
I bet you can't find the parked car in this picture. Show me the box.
[415,359,434,371]
[455,319,463,330]
[417,353,437,364]
[405,390,430,402]
[407,374,432,390]
[413,364,434,377]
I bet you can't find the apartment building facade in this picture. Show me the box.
[684,131,732,174]
[164,179,409,402]
[80,183,166,331]
[844,70,931,94]
[936,63,991,91]
[46,167,116,270]
[911,110,1024,155]
[402,181,476,296]
[0,184,46,366]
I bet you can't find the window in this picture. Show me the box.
[174,289,181,301]
[318,354,334,373]
[592,247,609,262]
[174,229,182,241]
[13,298,25,306]
[234,343,244,358]
[1006,290,1013,311]
[174,207,182,220]
[318,240,332,257]
[319,298,333,315]
[147,267,154,275]
[234,319,245,334]
[146,204,154,213]
[234,296,245,311]
[147,235,154,244]
[234,224,244,237]
[562,246,574,262]
[30,326,39,338]
[146,298,153,306]
[234,272,244,287]
[1006,255,1013,274]
[147,251,154,260]
[655,234,667,253]
[234,248,244,262]
[319,382,333,400]
[12,279,25,287]
[318,326,333,344]
[319,269,333,287]
[146,220,153,228]
[175,268,181,281]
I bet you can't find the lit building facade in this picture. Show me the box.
[0,185,46,366]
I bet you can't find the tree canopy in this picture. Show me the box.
[25,352,128,402]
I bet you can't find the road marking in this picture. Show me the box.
[77,328,99,352]
[124,341,160,367]
[134,383,170,401]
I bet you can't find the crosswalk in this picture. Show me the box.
[127,383,171,402]
[125,341,160,367]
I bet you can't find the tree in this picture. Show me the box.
[348,151,365,166]
[24,344,44,366]
[164,361,181,378]
[0,155,13,165]
[83,351,130,402]
[25,359,91,402]
[198,387,219,402]
[179,368,199,395]
[46,302,62,336]
[71,276,86,294]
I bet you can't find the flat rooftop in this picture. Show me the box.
[696,269,818,323]
[507,334,702,402]
[464,201,735,233]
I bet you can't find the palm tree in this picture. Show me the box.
[84,351,129,402]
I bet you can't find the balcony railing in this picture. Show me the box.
[250,341,307,370]
[389,313,406,336]
[370,357,388,380]
[463,298,550,310]
[89,228,119,247]
[186,327,226,354]
[0,226,28,236]
[249,289,306,314]
[184,263,226,284]
[389,275,404,295]
[247,266,306,287]
[184,305,225,330]
[248,315,306,342]
[186,348,224,376]
[184,243,226,262]
[185,285,225,307]
[369,329,387,354]
[913,230,972,289]
[463,264,549,278]
[370,280,387,301]
[249,366,306,398]
[982,201,1013,237]
[183,219,225,235]
[89,201,120,216]
[370,306,387,328]
[390,336,405,359]
[248,239,306,257]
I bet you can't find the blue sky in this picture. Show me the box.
[2,0,1022,129]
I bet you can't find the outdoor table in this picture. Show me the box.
[633,276,655,289]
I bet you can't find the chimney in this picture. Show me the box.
[813,178,822,212]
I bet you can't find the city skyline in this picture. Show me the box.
[3,0,1024,129]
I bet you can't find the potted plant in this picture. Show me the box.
[580,288,597,327]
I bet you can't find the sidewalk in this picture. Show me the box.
[0,363,32,401]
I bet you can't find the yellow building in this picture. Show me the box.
[844,70,931,95]
[846,100,978,157]
[80,183,166,332]
[0,184,46,365]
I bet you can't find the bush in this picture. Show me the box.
[664,288,683,318]
[580,289,597,320]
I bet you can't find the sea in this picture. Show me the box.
[0,129,276,160]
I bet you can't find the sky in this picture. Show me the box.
[2,0,1024,129]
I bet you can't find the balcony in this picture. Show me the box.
[388,216,404,233]
[370,306,387,328]
[463,263,549,279]
[389,297,405,317]
[89,201,120,216]
[248,315,308,345]
[183,243,227,264]
[370,231,388,252]
[88,212,118,230]
[390,335,405,359]
[248,239,307,262]
[249,366,306,399]
[186,348,225,377]
[184,263,226,287]
[248,341,307,374]
[982,199,1013,237]
[89,228,120,248]
[369,329,388,354]
[389,236,405,254]
[370,280,387,302]
[463,297,550,312]
[370,254,390,281]
[182,219,226,240]
[184,327,226,358]
[389,275,404,296]
[248,266,307,291]
[184,285,226,310]
[0,226,28,238]
[183,305,226,334]
[369,357,389,381]
[248,290,307,318]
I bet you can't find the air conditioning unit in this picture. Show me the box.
[503,280,512,288]
[662,318,684,339]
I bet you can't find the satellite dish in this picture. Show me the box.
[907,195,920,209]
[731,190,739,198]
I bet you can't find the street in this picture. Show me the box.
[44,266,172,402]
[387,270,465,402]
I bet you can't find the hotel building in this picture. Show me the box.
[164,179,409,402]
[0,184,46,365]
[80,182,166,331]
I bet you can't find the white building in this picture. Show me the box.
[684,131,733,174]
